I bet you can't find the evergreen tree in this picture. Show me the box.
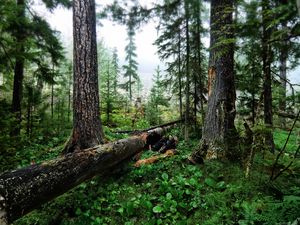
[122,21,139,102]
[1,0,70,137]
[64,0,104,153]
[190,0,237,161]
[146,66,169,125]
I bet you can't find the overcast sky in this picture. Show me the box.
[32,0,163,92]
[32,0,299,92]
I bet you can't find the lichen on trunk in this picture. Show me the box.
[190,0,238,162]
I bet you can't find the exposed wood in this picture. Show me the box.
[190,0,237,161]
[0,125,174,224]
[134,149,176,167]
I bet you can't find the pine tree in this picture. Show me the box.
[64,0,104,153]
[122,22,139,102]
[190,0,237,161]
[2,0,70,137]
[146,66,169,125]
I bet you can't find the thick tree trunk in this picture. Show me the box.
[64,0,104,153]
[0,126,172,224]
[11,0,25,137]
[262,0,275,152]
[191,0,237,161]
[196,2,205,126]
[279,22,288,128]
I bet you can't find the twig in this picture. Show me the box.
[270,110,300,180]
[271,145,300,181]
[112,119,183,134]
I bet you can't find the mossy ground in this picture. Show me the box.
[12,127,300,225]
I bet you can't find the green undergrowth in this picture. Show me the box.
[14,128,300,225]
[274,128,299,153]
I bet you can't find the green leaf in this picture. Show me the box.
[204,178,216,187]
[117,207,124,214]
[166,192,172,200]
[153,205,163,213]
[161,172,169,181]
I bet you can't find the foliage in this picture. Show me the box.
[146,66,169,125]
[13,128,300,225]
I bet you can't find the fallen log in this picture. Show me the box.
[0,127,172,224]
[113,119,183,134]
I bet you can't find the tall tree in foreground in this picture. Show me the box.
[10,0,26,137]
[64,0,104,153]
[262,0,274,152]
[190,0,237,161]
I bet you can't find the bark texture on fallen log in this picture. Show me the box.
[0,126,172,224]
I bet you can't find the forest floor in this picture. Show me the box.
[12,127,300,225]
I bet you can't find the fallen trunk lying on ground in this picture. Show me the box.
[0,123,178,224]
[113,119,183,134]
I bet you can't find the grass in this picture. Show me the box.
[273,128,299,153]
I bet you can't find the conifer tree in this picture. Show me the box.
[64,0,104,153]
[190,0,237,161]
[122,22,139,102]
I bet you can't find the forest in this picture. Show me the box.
[0,0,300,224]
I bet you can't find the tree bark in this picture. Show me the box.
[0,126,173,224]
[190,0,237,161]
[64,0,104,153]
[279,21,288,129]
[262,0,275,152]
[178,31,183,120]
[11,0,26,137]
[196,1,205,126]
[184,0,190,141]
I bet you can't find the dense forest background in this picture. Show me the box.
[0,0,300,224]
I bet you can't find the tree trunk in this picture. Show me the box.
[0,126,173,224]
[178,31,183,120]
[107,62,110,124]
[64,0,104,153]
[26,86,32,137]
[11,0,26,137]
[190,0,237,161]
[279,22,288,129]
[184,0,190,141]
[262,0,275,152]
[51,65,54,120]
[196,1,205,126]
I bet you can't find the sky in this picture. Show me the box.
[32,0,299,93]
[32,0,162,93]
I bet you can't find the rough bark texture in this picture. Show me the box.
[184,0,190,141]
[279,21,288,128]
[262,0,275,152]
[178,31,183,120]
[11,0,25,137]
[0,126,173,224]
[191,0,237,161]
[64,0,104,153]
